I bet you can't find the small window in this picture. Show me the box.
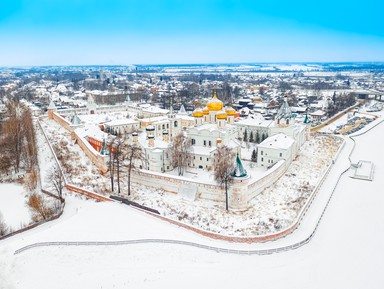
[206,158,209,161]
[261,150,264,155]
[261,157,264,162]
[200,157,202,160]
[203,140,206,146]
[280,153,282,157]
[209,141,211,146]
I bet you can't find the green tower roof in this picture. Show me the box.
[304,111,310,124]
[231,154,248,178]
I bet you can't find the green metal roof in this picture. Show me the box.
[231,154,248,178]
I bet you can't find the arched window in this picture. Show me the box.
[174,121,178,127]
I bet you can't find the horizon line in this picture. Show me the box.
[2,61,384,69]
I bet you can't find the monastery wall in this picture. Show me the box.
[50,111,72,131]
[247,160,287,200]
[66,184,113,202]
[130,163,287,210]
[131,170,227,202]
[73,129,108,175]
[48,110,109,175]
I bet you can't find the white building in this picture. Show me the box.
[257,97,307,167]
[257,133,295,167]
[187,89,240,170]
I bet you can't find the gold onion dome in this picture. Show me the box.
[216,110,227,120]
[192,108,203,118]
[225,106,236,116]
[206,89,223,111]
[202,106,209,115]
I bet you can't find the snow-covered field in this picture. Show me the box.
[0,118,383,289]
[0,184,31,231]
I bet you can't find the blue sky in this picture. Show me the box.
[1,0,383,66]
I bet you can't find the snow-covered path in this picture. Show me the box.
[1,119,383,289]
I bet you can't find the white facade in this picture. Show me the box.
[104,119,140,135]
[257,133,295,168]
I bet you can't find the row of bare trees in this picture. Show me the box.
[107,137,145,196]
[0,100,37,175]
[168,132,237,210]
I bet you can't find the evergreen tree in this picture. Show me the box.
[255,131,260,144]
[249,131,254,143]
[262,132,267,142]
[243,129,248,142]
[251,148,257,162]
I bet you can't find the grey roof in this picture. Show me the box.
[71,113,82,125]
[178,104,188,115]
[276,97,292,120]
[48,99,56,110]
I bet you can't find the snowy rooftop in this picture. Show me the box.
[77,125,111,142]
[258,133,294,150]
[235,117,273,127]
[105,118,138,127]
[137,132,169,149]
[140,116,168,123]
[310,110,326,116]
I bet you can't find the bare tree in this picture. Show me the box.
[213,146,235,211]
[48,167,65,199]
[1,101,38,174]
[114,138,125,195]
[107,139,116,192]
[0,212,8,236]
[106,136,124,194]
[24,168,39,192]
[168,133,191,176]
[3,103,23,173]
[27,193,53,221]
[22,109,38,170]
[123,142,144,196]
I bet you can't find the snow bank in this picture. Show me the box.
[0,184,31,230]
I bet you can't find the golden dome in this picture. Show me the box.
[216,110,227,120]
[192,108,203,118]
[225,106,236,116]
[206,89,223,111]
[202,106,209,115]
